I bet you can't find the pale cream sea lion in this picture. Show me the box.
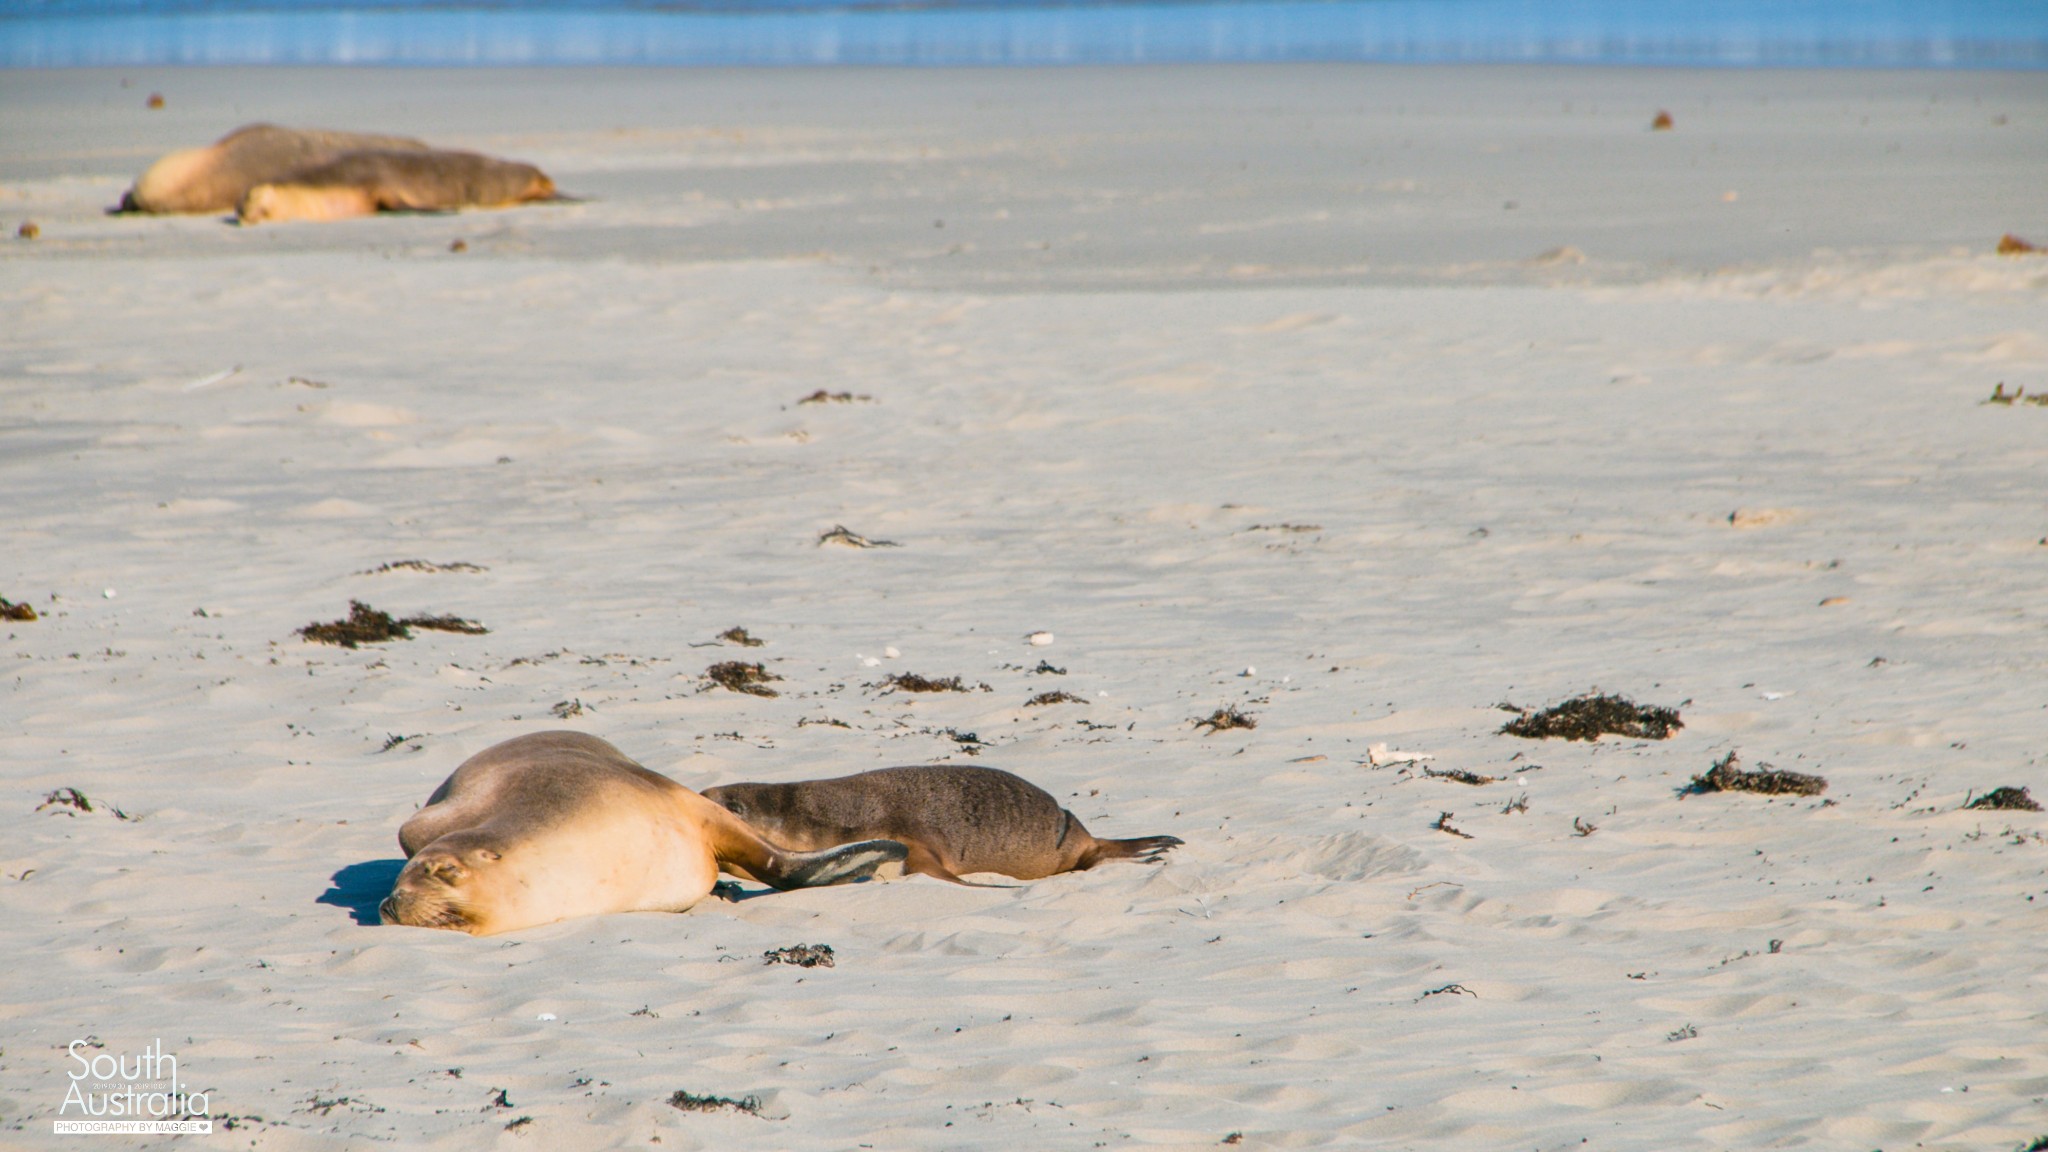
[704,766,1183,884]
[120,123,431,214]
[237,149,557,225]
[380,731,908,936]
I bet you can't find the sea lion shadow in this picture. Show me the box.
[319,858,406,926]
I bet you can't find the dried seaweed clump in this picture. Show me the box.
[881,672,984,694]
[1025,690,1087,707]
[356,559,486,575]
[1687,751,1827,797]
[1500,693,1682,742]
[705,661,782,698]
[1194,705,1257,734]
[1966,786,2041,812]
[718,626,765,648]
[796,390,871,405]
[1997,233,2039,255]
[299,600,487,648]
[818,524,900,548]
[667,1090,763,1116]
[0,596,37,622]
[762,943,835,968]
[1424,767,1496,786]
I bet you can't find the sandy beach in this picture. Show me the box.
[2,64,2046,1149]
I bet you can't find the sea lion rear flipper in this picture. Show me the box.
[774,839,910,889]
[1078,834,1185,869]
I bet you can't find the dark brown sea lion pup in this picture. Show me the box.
[119,123,432,214]
[380,731,908,936]
[237,149,556,225]
[704,766,1183,884]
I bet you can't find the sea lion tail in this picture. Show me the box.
[771,838,910,889]
[1080,834,1184,868]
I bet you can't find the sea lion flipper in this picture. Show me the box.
[1078,834,1184,869]
[774,838,910,889]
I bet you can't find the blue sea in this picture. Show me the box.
[2,0,2043,68]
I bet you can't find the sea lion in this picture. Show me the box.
[120,123,431,214]
[704,766,1182,884]
[379,731,907,936]
[237,149,557,225]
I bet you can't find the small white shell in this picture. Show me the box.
[1026,631,1054,646]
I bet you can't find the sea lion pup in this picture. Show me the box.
[380,731,908,936]
[119,123,431,214]
[704,766,1183,884]
[238,149,557,225]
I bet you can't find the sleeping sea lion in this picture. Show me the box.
[237,148,556,224]
[704,765,1182,884]
[120,123,431,214]
[379,731,907,936]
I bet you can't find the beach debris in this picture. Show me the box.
[1666,1023,1698,1042]
[1032,660,1067,675]
[1533,245,1585,265]
[550,699,585,719]
[146,92,164,109]
[762,943,835,968]
[797,716,851,729]
[945,729,985,753]
[486,1088,513,1109]
[1246,522,1321,534]
[356,559,487,574]
[298,600,487,648]
[1432,811,1473,839]
[16,221,37,240]
[1418,983,1475,1001]
[0,596,38,621]
[1025,690,1087,707]
[667,1090,764,1117]
[1502,792,1530,815]
[286,375,329,389]
[1573,816,1599,837]
[182,365,240,392]
[704,661,782,697]
[1997,233,2039,255]
[37,787,133,820]
[449,239,468,253]
[1424,767,1495,786]
[377,733,422,753]
[1727,507,1797,529]
[718,626,765,647]
[1222,1135,1243,1146]
[1965,786,2041,812]
[818,524,899,548]
[1368,742,1433,767]
[503,1116,532,1131]
[1686,751,1827,797]
[1194,705,1257,734]
[1651,110,1674,130]
[1026,630,1055,646]
[1985,382,2022,405]
[796,389,871,405]
[1499,693,1682,741]
[879,672,986,694]
[1818,596,1851,607]
[2018,1134,2048,1152]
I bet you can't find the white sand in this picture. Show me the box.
[3,65,2046,1149]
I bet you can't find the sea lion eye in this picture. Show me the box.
[726,800,747,817]
[424,859,467,883]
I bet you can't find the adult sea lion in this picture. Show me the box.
[120,123,431,214]
[380,731,907,936]
[704,766,1182,884]
[237,149,557,224]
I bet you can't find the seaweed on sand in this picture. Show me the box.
[1500,693,1682,741]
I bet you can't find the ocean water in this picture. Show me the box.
[2,0,2044,68]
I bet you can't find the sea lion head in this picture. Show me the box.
[380,832,506,933]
